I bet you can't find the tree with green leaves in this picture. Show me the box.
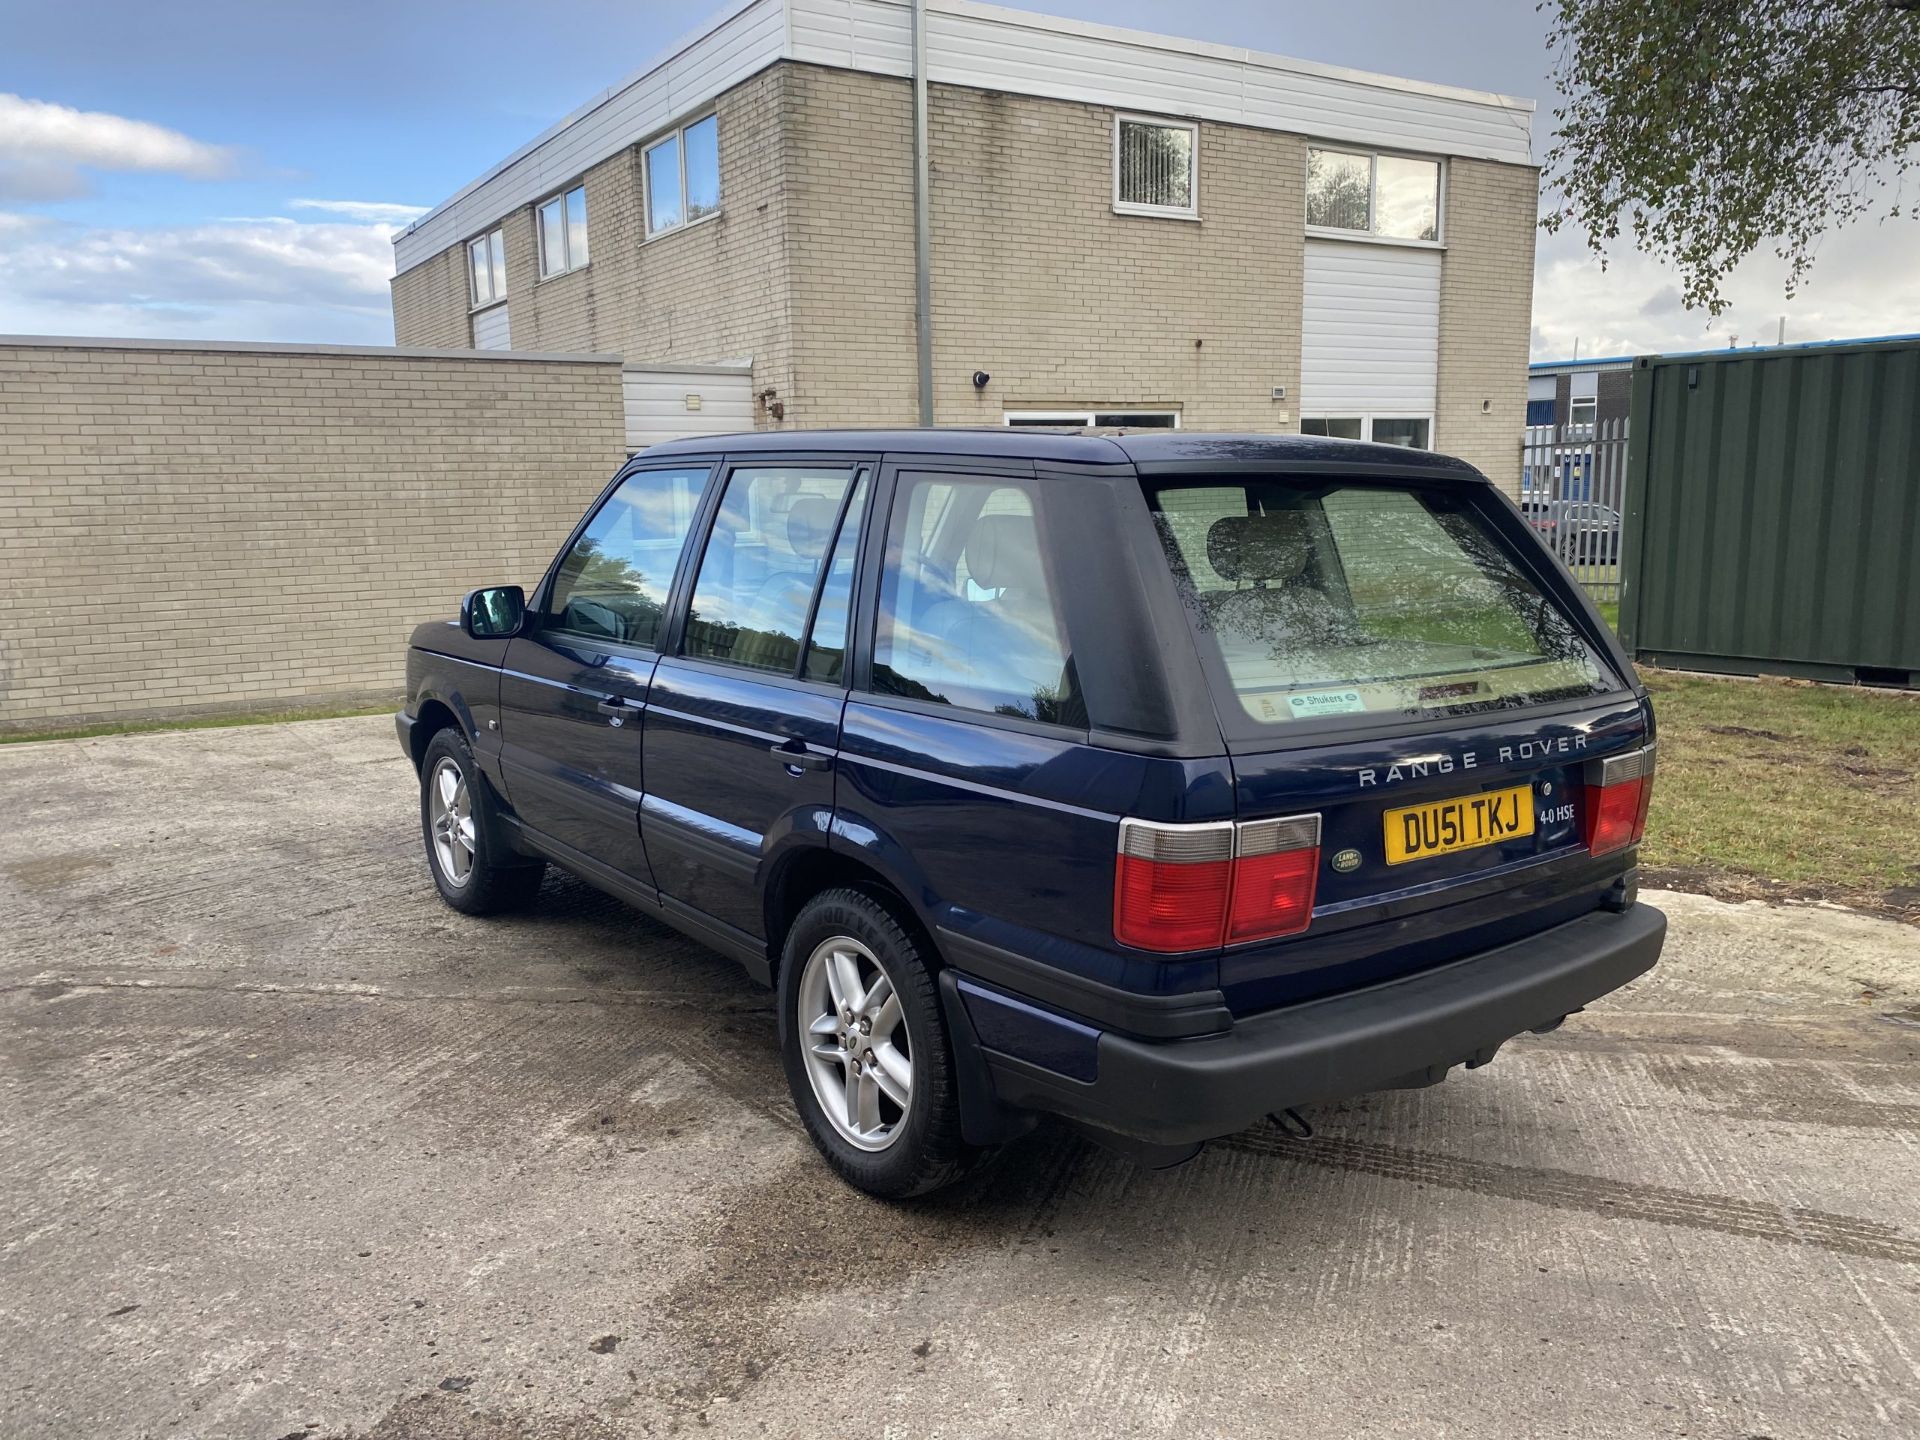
[1540,0,1920,314]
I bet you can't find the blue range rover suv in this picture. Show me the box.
[398,431,1664,1196]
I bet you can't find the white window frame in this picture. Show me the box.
[468,229,507,311]
[536,185,588,279]
[1302,413,1435,449]
[644,113,722,240]
[1004,409,1183,429]
[1568,396,1597,430]
[1112,113,1200,220]
[1304,146,1445,247]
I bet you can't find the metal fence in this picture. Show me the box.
[1519,417,1629,605]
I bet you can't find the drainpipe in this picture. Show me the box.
[912,0,934,426]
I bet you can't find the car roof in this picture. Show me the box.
[637,427,1488,480]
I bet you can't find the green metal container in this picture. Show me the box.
[1619,337,1920,687]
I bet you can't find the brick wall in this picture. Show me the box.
[1436,157,1540,497]
[388,246,470,350]
[392,66,796,423]
[0,339,625,732]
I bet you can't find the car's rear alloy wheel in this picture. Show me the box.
[797,934,913,1151]
[777,888,982,1196]
[427,756,476,888]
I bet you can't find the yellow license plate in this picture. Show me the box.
[1384,784,1535,865]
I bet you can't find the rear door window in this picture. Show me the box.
[871,475,1080,724]
[682,465,859,675]
[1146,479,1618,727]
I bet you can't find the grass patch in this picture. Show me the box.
[0,702,397,746]
[1640,669,1920,918]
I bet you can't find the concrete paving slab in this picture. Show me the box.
[1,717,1916,1439]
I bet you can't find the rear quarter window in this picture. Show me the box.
[1146,478,1619,728]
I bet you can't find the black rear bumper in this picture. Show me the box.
[971,903,1665,1147]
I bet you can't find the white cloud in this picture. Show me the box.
[1530,216,1920,361]
[0,213,398,344]
[289,198,429,226]
[0,94,235,201]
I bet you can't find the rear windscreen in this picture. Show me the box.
[1144,478,1619,726]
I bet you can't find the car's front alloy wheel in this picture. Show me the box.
[417,726,545,916]
[427,756,476,888]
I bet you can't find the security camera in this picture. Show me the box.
[971,370,990,390]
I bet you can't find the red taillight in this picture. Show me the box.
[1114,821,1234,952]
[1114,815,1319,953]
[1584,747,1655,857]
[1114,852,1233,951]
[1227,816,1320,942]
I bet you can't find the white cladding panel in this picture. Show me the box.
[1569,369,1600,399]
[1527,374,1556,401]
[393,0,785,273]
[787,0,1533,163]
[397,0,1533,276]
[1300,240,1440,415]
[471,304,511,351]
[624,367,756,452]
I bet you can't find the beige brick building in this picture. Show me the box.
[391,0,1538,492]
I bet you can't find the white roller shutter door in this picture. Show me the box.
[1300,240,1441,416]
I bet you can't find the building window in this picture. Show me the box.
[537,185,589,277]
[1113,115,1198,217]
[1302,415,1432,448]
[1569,396,1597,429]
[468,229,506,308]
[1004,409,1180,428]
[645,114,721,238]
[1306,147,1441,243]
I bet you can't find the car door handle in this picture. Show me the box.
[770,740,833,773]
[596,696,636,728]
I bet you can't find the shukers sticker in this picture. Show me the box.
[1286,688,1367,719]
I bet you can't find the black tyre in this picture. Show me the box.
[777,887,981,1198]
[418,727,545,916]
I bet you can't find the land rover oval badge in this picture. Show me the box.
[1331,848,1362,873]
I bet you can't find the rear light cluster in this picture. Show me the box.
[1114,814,1320,953]
[1584,746,1655,857]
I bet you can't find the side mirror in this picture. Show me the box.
[462,585,526,639]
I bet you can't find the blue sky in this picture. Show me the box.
[2,0,1915,355]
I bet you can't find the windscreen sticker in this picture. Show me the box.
[1285,688,1368,719]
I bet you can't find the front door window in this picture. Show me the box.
[544,466,708,648]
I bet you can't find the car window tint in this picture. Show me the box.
[800,474,869,684]
[545,466,708,647]
[683,466,856,674]
[871,476,1079,724]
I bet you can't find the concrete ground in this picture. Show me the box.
[2,718,1917,1440]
